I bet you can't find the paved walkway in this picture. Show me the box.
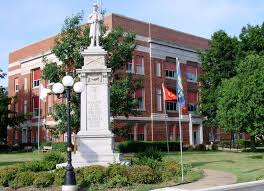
[154,169,237,191]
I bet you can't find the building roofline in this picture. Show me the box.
[109,13,209,42]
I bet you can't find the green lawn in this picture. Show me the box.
[0,152,42,168]
[164,151,264,183]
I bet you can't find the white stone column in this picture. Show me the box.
[134,123,138,141]
[144,124,147,141]
[189,113,193,145]
[199,123,204,144]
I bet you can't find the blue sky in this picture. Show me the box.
[1,0,264,86]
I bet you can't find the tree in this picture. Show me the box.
[0,70,26,144]
[199,30,239,127]
[42,13,141,136]
[217,54,264,150]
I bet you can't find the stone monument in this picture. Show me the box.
[72,3,117,167]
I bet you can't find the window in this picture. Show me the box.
[135,89,145,110]
[187,92,197,112]
[24,78,28,90]
[137,126,144,141]
[166,101,178,112]
[156,89,162,111]
[128,133,134,141]
[165,70,176,79]
[14,78,19,92]
[47,95,53,115]
[33,68,41,88]
[33,97,39,117]
[188,103,197,112]
[24,100,28,114]
[134,56,144,75]
[155,63,161,77]
[186,66,197,82]
[127,62,133,73]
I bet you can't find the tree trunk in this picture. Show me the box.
[250,135,256,151]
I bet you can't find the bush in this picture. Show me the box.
[212,143,218,151]
[40,142,67,152]
[10,171,36,188]
[118,141,180,153]
[0,144,11,153]
[43,151,66,163]
[107,175,131,188]
[128,165,160,184]
[135,148,162,161]
[19,160,56,172]
[77,165,106,188]
[195,144,206,151]
[106,163,129,179]
[162,160,181,181]
[33,172,54,188]
[53,168,65,186]
[0,167,18,187]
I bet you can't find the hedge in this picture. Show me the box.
[40,142,67,152]
[117,141,180,153]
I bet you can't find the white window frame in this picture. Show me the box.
[186,67,198,82]
[156,89,162,111]
[135,57,144,75]
[33,79,40,88]
[14,78,19,92]
[188,103,197,112]
[165,70,176,79]
[137,88,145,111]
[155,63,161,77]
[24,100,28,114]
[166,101,178,112]
[127,62,133,73]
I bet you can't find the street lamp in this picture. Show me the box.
[52,75,84,191]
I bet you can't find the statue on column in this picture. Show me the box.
[88,3,103,47]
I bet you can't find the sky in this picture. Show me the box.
[0,0,264,87]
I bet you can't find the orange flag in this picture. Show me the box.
[162,83,177,101]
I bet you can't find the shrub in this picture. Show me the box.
[10,171,36,188]
[77,165,106,188]
[195,144,207,151]
[19,160,56,172]
[162,160,181,181]
[128,165,160,184]
[0,144,11,153]
[33,172,54,188]
[107,175,131,188]
[53,168,65,186]
[212,143,218,151]
[40,142,67,152]
[135,148,162,161]
[106,163,128,179]
[43,151,66,163]
[0,167,18,187]
[117,141,180,153]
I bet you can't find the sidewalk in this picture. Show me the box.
[153,169,237,191]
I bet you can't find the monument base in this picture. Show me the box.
[68,132,125,168]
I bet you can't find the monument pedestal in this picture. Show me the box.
[72,46,117,167]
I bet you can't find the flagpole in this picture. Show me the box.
[179,105,184,182]
[162,83,170,153]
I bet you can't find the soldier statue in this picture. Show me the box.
[88,3,103,47]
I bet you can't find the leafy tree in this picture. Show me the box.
[0,70,27,143]
[217,54,264,150]
[42,13,141,136]
[239,23,264,55]
[199,30,239,127]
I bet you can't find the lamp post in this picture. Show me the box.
[52,75,84,191]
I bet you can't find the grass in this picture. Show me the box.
[164,151,264,183]
[0,151,42,169]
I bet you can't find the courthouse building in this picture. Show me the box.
[7,13,218,146]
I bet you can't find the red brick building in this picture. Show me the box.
[7,13,220,146]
